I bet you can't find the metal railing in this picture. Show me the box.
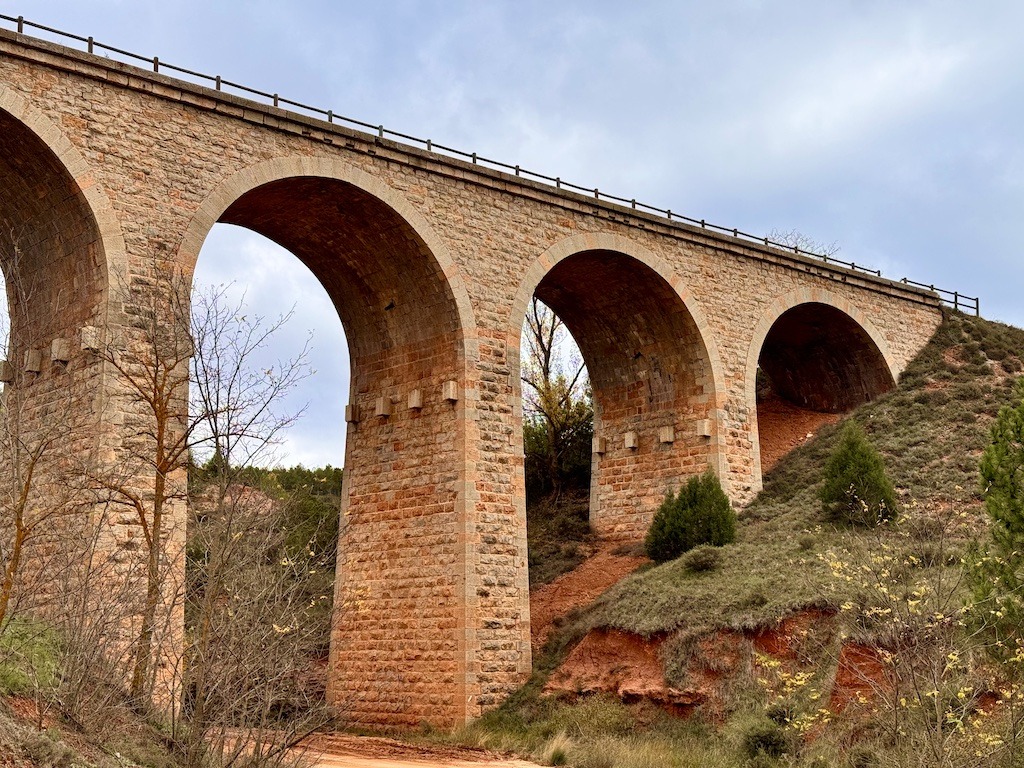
[0,13,980,316]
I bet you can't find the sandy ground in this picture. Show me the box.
[757,394,841,472]
[529,543,649,651]
[305,735,537,767]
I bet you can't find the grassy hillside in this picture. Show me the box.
[590,311,1022,641]
[459,310,1024,768]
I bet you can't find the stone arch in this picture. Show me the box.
[177,155,476,343]
[0,85,127,347]
[178,155,478,727]
[510,232,727,539]
[745,287,898,487]
[510,232,726,404]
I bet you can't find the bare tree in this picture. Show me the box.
[89,271,196,705]
[174,286,319,767]
[766,227,840,258]
[93,274,311,709]
[179,480,328,767]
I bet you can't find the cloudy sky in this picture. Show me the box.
[4,2,1022,467]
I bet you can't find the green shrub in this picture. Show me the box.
[645,471,735,563]
[741,720,789,759]
[681,544,722,573]
[819,422,897,527]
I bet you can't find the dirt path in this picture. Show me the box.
[757,394,841,472]
[306,735,536,767]
[529,543,649,651]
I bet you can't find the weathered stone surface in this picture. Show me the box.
[0,28,943,728]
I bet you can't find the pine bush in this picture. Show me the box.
[968,377,1024,669]
[819,421,897,526]
[645,470,735,563]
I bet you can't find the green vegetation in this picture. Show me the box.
[0,617,59,696]
[819,421,898,526]
[0,462,342,767]
[520,297,595,587]
[969,376,1024,667]
[521,297,594,499]
[680,544,722,574]
[645,471,736,563]
[528,490,592,587]
[594,312,1023,638]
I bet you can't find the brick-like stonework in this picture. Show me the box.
[0,30,943,728]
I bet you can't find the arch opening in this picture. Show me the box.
[187,173,468,729]
[523,248,718,543]
[755,302,895,473]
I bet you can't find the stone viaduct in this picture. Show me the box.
[0,27,945,728]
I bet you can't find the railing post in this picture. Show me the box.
[215,75,221,91]
[87,36,94,54]
[17,16,23,34]
[153,56,159,72]
[954,291,959,311]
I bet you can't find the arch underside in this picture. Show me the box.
[758,303,895,413]
[0,108,105,352]
[533,249,717,540]
[755,302,895,476]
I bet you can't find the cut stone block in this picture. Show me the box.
[80,325,100,352]
[51,337,72,363]
[408,388,423,410]
[442,380,458,402]
[592,435,607,455]
[624,431,638,450]
[658,425,675,444]
[23,348,41,373]
[375,395,391,418]
[344,403,359,423]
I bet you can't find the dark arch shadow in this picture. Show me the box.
[0,108,107,356]
[219,176,462,363]
[531,248,718,539]
[758,302,895,413]
[755,302,895,474]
